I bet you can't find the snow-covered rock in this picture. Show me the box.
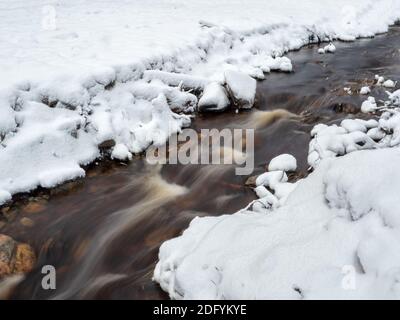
[111,144,132,161]
[340,119,367,133]
[344,87,352,95]
[318,48,325,54]
[388,89,400,106]
[324,43,336,53]
[269,57,293,73]
[256,171,288,189]
[375,75,385,86]
[383,79,396,88]
[360,86,371,95]
[198,82,230,112]
[224,70,257,109]
[268,154,297,172]
[361,96,378,113]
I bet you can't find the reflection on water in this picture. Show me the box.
[1,27,400,299]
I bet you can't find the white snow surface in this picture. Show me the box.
[1,0,400,203]
[268,154,297,172]
[154,147,400,299]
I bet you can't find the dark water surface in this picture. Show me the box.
[1,27,400,299]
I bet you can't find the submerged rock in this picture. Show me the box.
[20,217,34,228]
[0,234,35,278]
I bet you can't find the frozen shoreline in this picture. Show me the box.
[1,0,400,204]
[154,44,400,300]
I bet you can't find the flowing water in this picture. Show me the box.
[1,26,400,299]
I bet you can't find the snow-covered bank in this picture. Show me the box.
[155,147,400,299]
[1,0,400,204]
[154,80,400,299]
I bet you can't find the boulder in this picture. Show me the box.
[0,234,36,278]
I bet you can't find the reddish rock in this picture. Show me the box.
[0,234,36,278]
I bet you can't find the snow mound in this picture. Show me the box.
[324,43,336,53]
[360,86,371,95]
[268,154,297,172]
[224,70,257,109]
[111,144,132,161]
[198,82,230,112]
[383,79,396,88]
[361,96,378,113]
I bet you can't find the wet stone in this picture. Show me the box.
[22,201,46,214]
[0,234,36,278]
[331,102,360,114]
[244,175,258,188]
[20,217,34,228]
[50,180,83,196]
[1,207,16,222]
[0,235,16,276]
[98,139,116,149]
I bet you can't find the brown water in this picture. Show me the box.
[1,26,400,299]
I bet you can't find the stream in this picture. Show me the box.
[1,26,400,299]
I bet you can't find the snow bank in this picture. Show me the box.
[154,147,400,299]
[308,88,400,167]
[155,70,400,299]
[1,0,400,204]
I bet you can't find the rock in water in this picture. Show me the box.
[198,82,230,112]
[361,96,378,113]
[324,43,336,53]
[111,143,132,161]
[0,234,35,278]
[383,79,396,88]
[224,70,256,109]
[360,86,371,95]
[13,244,36,274]
[0,235,15,276]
